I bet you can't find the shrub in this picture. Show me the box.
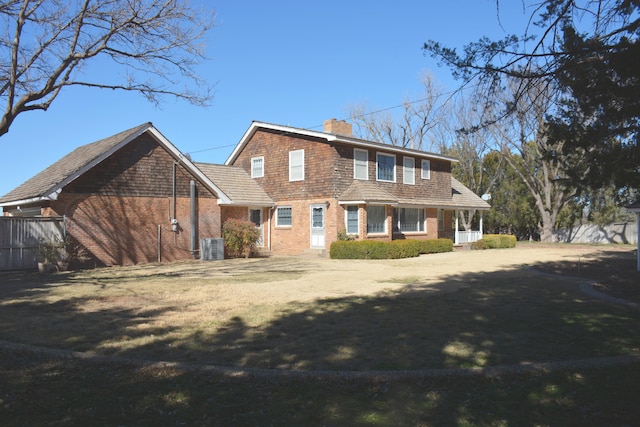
[330,238,453,259]
[471,234,517,250]
[222,219,260,258]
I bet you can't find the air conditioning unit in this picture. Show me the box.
[200,238,224,261]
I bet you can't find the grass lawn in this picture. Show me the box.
[1,245,639,425]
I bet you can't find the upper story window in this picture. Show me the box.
[251,156,264,178]
[376,152,395,182]
[354,148,368,180]
[403,157,415,185]
[289,149,304,181]
[421,159,431,180]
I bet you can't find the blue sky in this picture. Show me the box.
[0,0,531,199]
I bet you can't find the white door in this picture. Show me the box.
[310,205,325,248]
[249,208,264,247]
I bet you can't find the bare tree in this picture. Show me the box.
[444,96,504,231]
[493,81,584,242]
[346,72,447,151]
[0,0,215,137]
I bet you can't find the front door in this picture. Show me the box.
[310,205,325,248]
[249,208,263,247]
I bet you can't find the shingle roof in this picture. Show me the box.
[339,177,490,210]
[338,180,399,204]
[195,163,274,206]
[0,123,152,205]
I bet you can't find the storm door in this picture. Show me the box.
[310,204,325,248]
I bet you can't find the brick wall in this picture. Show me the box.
[45,135,220,266]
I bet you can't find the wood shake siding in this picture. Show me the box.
[233,129,337,200]
[47,134,220,266]
[332,142,451,200]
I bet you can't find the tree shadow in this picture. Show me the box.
[2,252,640,425]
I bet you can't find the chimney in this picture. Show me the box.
[324,118,352,136]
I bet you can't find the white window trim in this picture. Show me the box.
[276,206,293,227]
[289,149,304,181]
[403,156,415,185]
[251,156,264,178]
[376,152,396,182]
[345,205,359,235]
[354,148,369,180]
[394,207,425,233]
[366,205,387,234]
[421,159,431,180]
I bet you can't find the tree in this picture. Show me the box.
[492,81,582,242]
[423,0,640,189]
[0,0,214,137]
[347,72,447,151]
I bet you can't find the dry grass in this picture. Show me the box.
[1,245,639,371]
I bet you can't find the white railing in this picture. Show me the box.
[456,230,482,244]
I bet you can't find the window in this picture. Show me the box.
[403,157,415,185]
[346,205,359,234]
[251,156,264,178]
[367,205,386,233]
[421,159,431,180]
[276,206,292,227]
[377,153,395,182]
[393,208,425,232]
[438,209,444,231]
[289,149,304,181]
[354,148,368,180]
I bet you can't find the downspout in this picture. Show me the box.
[172,162,177,221]
[454,210,459,245]
[268,207,273,250]
[190,180,197,258]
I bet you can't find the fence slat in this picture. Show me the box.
[0,217,65,270]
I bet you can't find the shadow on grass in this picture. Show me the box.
[2,249,640,425]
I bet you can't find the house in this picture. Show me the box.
[1,119,490,266]
[0,123,273,266]
[224,119,490,256]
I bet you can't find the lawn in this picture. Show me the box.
[1,244,639,426]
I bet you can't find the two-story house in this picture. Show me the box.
[225,119,490,256]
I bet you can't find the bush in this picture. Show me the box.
[330,238,453,259]
[222,219,260,258]
[471,234,517,250]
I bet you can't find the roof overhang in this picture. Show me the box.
[225,121,459,165]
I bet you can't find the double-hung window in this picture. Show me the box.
[377,153,395,182]
[403,157,415,185]
[354,148,368,180]
[251,156,264,178]
[367,205,386,234]
[393,208,425,232]
[289,149,304,181]
[421,159,431,180]
[276,206,292,227]
[346,205,359,234]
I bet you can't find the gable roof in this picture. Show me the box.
[0,123,232,207]
[194,163,274,207]
[225,121,459,165]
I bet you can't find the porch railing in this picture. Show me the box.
[456,230,482,244]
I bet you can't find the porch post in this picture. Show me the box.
[479,211,483,236]
[454,210,459,245]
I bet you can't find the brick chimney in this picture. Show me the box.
[323,118,352,136]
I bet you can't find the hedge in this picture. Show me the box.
[470,234,517,250]
[330,238,453,259]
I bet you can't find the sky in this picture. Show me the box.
[0,0,533,200]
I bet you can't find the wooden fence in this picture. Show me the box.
[0,217,65,271]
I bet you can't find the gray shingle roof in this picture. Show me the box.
[339,177,490,210]
[0,123,152,205]
[338,180,399,204]
[194,163,274,206]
